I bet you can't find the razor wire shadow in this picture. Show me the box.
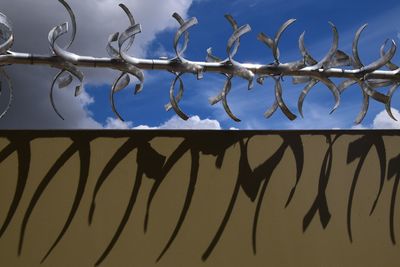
[0,131,399,266]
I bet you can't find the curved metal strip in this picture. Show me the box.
[264,100,279,118]
[119,4,136,51]
[273,19,296,62]
[380,39,399,71]
[172,13,190,58]
[352,24,367,68]
[385,83,399,120]
[0,12,14,54]
[224,15,240,58]
[224,14,238,30]
[118,24,142,57]
[299,32,317,66]
[310,22,338,70]
[106,32,120,58]
[366,79,393,89]
[169,73,189,120]
[57,72,73,89]
[297,79,319,117]
[58,0,76,49]
[50,70,67,120]
[257,32,274,49]
[48,22,81,63]
[221,76,240,122]
[354,90,369,124]
[338,79,357,93]
[206,47,222,62]
[274,78,297,120]
[360,81,389,104]
[313,75,340,114]
[61,62,84,96]
[121,63,144,94]
[0,68,12,119]
[227,24,251,61]
[165,74,184,111]
[173,17,197,60]
[292,76,311,85]
[361,39,396,74]
[328,50,351,68]
[110,72,130,121]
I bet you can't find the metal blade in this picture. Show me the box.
[273,19,296,62]
[299,31,317,65]
[352,24,367,68]
[275,78,297,120]
[354,90,369,124]
[169,73,189,120]
[297,79,319,117]
[50,70,66,120]
[385,83,399,120]
[110,72,130,121]
[0,12,14,54]
[221,76,240,122]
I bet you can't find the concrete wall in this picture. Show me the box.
[0,130,399,266]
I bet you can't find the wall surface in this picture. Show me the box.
[0,130,399,266]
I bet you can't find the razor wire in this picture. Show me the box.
[1,0,400,124]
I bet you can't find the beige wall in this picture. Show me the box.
[0,130,399,266]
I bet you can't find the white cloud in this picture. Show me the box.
[351,108,400,129]
[372,109,400,129]
[0,0,194,129]
[103,115,222,129]
[104,117,133,129]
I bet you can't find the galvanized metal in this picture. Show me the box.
[1,0,400,123]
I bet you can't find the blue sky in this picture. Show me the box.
[82,0,400,129]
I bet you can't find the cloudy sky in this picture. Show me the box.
[1,0,400,129]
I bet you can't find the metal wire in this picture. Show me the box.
[0,0,400,123]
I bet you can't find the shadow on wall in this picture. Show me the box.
[0,130,399,266]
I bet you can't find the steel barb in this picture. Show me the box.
[0,0,399,124]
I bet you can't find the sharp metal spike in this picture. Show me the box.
[352,24,368,68]
[206,47,222,62]
[224,15,240,58]
[297,79,319,117]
